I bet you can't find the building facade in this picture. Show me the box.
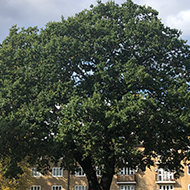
[30,162,190,190]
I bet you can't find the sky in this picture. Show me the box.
[0,0,190,44]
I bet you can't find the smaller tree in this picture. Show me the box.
[0,159,34,190]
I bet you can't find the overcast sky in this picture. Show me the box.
[0,0,190,44]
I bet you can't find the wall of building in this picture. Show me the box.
[30,163,190,190]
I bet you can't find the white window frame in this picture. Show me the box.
[120,185,135,190]
[30,185,41,190]
[31,168,41,177]
[75,167,85,177]
[52,167,63,177]
[159,185,174,190]
[96,166,102,176]
[120,167,134,175]
[187,165,190,175]
[157,168,173,181]
[75,185,86,190]
[51,185,62,190]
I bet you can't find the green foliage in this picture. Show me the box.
[0,0,190,189]
[0,158,34,190]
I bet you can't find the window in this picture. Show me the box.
[75,167,85,176]
[31,168,41,177]
[157,168,173,181]
[120,185,134,190]
[52,167,63,177]
[75,185,85,190]
[159,185,173,190]
[187,165,190,175]
[120,167,134,175]
[52,185,62,190]
[96,166,102,176]
[30,185,41,190]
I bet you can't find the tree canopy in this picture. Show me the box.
[0,0,190,189]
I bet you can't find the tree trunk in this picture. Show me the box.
[72,143,115,190]
[99,172,114,190]
[79,156,115,190]
[77,156,100,190]
[99,157,115,190]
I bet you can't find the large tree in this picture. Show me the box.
[0,0,190,189]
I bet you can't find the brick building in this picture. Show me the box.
[30,161,190,190]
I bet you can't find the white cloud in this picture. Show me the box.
[0,0,190,43]
[166,10,190,36]
[133,0,190,40]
